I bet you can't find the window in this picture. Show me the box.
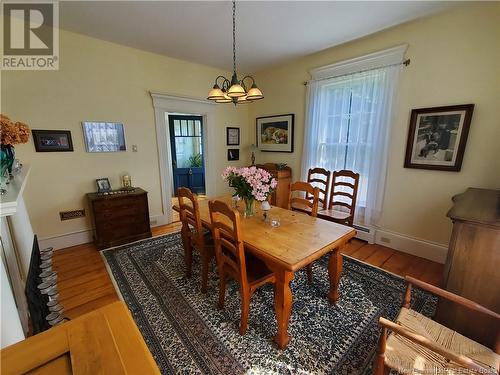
[302,45,406,225]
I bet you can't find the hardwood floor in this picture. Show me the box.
[53,221,442,320]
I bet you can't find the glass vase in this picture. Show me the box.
[243,197,255,218]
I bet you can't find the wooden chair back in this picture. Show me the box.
[306,167,331,209]
[177,187,204,249]
[288,181,320,217]
[208,200,248,283]
[328,170,360,226]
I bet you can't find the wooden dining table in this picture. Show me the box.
[173,196,356,349]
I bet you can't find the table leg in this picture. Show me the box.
[328,246,343,304]
[273,269,294,349]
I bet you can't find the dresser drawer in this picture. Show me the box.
[93,195,145,211]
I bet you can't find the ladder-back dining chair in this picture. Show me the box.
[306,167,331,210]
[288,181,320,217]
[318,170,359,227]
[374,276,500,375]
[288,181,320,283]
[208,200,275,335]
[178,187,214,293]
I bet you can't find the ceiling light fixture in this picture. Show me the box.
[207,0,263,105]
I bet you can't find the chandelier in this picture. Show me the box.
[207,0,263,105]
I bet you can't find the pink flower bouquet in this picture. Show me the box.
[222,166,277,202]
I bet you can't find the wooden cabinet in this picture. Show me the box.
[436,188,499,348]
[87,188,152,249]
[255,163,292,209]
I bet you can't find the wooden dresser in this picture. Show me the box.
[87,188,152,249]
[256,163,292,209]
[0,302,160,374]
[436,188,499,348]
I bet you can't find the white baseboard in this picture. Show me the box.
[38,214,168,251]
[374,229,448,264]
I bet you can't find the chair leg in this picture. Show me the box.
[218,273,226,309]
[184,242,193,279]
[373,327,388,375]
[306,264,313,283]
[201,252,210,294]
[239,286,250,335]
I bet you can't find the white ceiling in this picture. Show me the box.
[60,1,459,73]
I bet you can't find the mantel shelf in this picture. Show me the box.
[0,166,31,217]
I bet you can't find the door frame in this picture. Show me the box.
[150,92,216,224]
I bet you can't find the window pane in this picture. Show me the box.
[187,120,194,136]
[175,136,203,168]
[174,120,181,136]
[194,121,201,136]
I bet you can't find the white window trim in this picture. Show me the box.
[309,44,408,80]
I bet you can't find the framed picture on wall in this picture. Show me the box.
[227,149,239,161]
[32,130,73,152]
[226,127,240,146]
[256,114,294,152]
[404,104,474,171]
[82,121,126,152]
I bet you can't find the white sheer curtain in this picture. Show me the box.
[301,66,400,226]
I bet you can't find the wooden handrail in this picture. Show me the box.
[405,276,500,320]
[378,317,491,374]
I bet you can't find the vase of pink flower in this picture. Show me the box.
[222,166,277,217]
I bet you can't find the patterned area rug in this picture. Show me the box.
[103,233,436,374]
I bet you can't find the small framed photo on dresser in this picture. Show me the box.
[226,127,240,146]
[96,178,111,193]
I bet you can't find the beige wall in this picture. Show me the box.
[250,3,500,246]
[1,28,250,239]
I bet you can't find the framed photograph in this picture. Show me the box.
[227,149,239,161]
[256,114,294,152]
[96,178,111,193]
[82,121,126,152]
[32,130,73,152]
[404,104,474,171]
[226,127,240,146]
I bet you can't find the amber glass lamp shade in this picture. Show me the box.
[246,83,264,101]
[207,84,225,100]
[227,73,246,98]
[215,92,232,103]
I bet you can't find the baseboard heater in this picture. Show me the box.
[353,224,376,244]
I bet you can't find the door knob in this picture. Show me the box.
[188,168,193,175]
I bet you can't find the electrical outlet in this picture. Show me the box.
[380,237,391,244]
[132,144,138,152]
[60,209,85,221]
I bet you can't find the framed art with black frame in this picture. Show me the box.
[256,114,294,152]
[226,127,240,146]
[227,149,239,161]
[404,104,474,172]
[32,130,73,152]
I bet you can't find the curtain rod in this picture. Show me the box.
[303,58,410,86]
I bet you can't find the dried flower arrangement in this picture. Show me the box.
[1,114,30,146]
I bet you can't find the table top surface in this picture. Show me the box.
[174,196,356,271]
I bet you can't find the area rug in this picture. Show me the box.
[102,233,436,374]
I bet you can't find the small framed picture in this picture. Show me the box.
[96,178,112,193]
[83,121,126,152]
[227,149,239,161]
[226,127,240,146]
[256,114,294,153]
[32,130,73,152]
[404,104,474,171]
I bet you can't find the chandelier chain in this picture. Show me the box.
[232,0,236,74]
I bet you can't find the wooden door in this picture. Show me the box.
[169,115,205,195]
